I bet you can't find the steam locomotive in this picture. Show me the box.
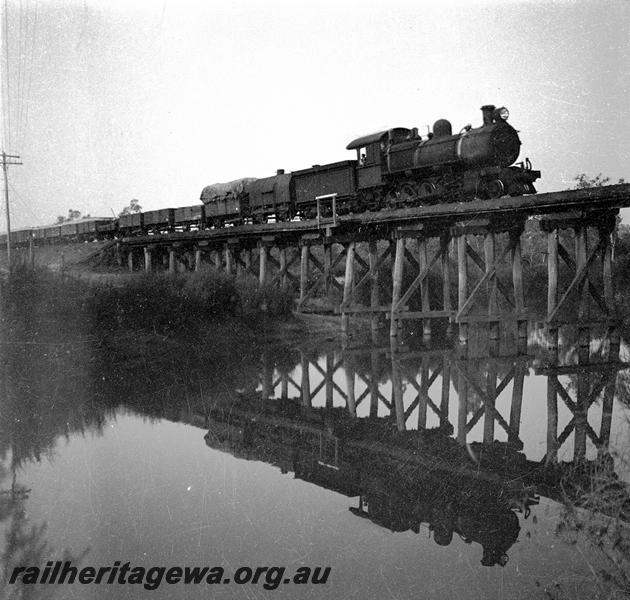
[2,104,539,245]
[200,104,540,225]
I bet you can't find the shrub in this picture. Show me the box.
[1,265,296,335]
[0,262,92,328]
[236,275,294,318]
[88,270,240,333]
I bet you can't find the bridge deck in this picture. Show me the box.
[123,184,630,246]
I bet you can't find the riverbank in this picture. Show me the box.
[0,261,362,355]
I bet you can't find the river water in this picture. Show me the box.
[1,320,629,599]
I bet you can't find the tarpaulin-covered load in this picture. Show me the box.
[200,178,257,204]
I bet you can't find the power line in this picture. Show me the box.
[19,0,36,151]
[3,0,11,150]
[15,0,22,147]
[0,0,35,153]
[0,0,38,265]
[15,0,31,151]
[8,178,39,223]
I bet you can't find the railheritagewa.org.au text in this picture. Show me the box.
[9,561,332,591]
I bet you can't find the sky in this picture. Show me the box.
[1,0,629,229]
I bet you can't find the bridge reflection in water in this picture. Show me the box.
[201,325,630,568]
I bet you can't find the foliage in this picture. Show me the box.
[573,173,626,189]
[1,265,294,336]
[236,274,295,318]
[118,198,142,216]
[0,260,93,328]
[554,455,630,600]
[55,208,88,223]
[90,270,294,333]
[88,269,238,333]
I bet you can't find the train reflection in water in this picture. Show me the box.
[204,401,536,567]
[202,326,630,568]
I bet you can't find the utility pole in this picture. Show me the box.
[1,0,23,266]
[2,151,21,264]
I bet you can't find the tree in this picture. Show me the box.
[119,199,142,217]
[573,174,628,259]
[573,173,625,189]
[55,209,82,223]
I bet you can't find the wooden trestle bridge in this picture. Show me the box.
[118,184,630,343]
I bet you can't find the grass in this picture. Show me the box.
[551,452,630,600]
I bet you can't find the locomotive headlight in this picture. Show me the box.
[495,106,509,121]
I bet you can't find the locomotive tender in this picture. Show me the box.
[2,104,539,247]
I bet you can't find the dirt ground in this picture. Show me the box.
[0,240,113,272]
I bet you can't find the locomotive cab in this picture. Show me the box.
[347,128,412,192]
[356,143,381,191]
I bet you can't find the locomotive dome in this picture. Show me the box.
[432,119,452,138]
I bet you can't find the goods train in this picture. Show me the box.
[1,104,539,247]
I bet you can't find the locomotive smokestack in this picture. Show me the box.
[481,105,496,125]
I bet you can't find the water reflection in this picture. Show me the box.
[1,320,629,582]
[203,393,538,567]
[195,325,630,568]
[0,320,99,597]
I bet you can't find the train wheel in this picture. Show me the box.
[399,183,417,205]
[384,190,399,210]
[418,181,437,201]
[336,202,351,216]
[478,179,505,200]
[488,179,505,198]
[368,190,383,212]
[357,190,376,212]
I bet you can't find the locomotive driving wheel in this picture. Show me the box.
[487,179,505,198]
[418,181,437,202]
[398,183,417,205]
[477,178,506,200]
